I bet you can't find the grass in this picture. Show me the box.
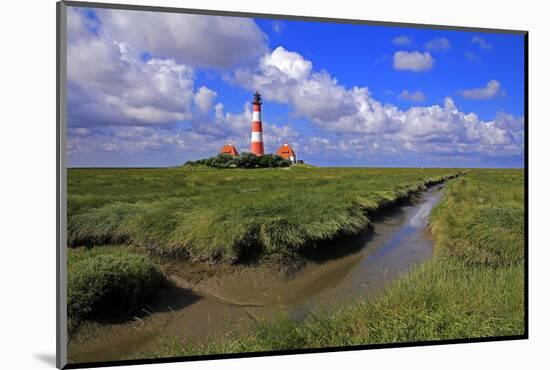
[148,169,524,357]
[68,167,462,262]
[67,246,166,328]
[430,170,524,266]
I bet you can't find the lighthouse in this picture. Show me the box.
[250,91,264,156]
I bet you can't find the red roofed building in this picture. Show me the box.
[219,143,239,156]
[276,143,297,164]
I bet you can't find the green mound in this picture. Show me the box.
[67,248,165,321]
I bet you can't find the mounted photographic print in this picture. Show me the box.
[56,1,527,368]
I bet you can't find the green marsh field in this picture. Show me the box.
[68,166,461,261]
[67,166,525,360]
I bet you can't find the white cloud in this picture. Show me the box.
[66,10,296,161]
[68,127,92,136]
[393,51,434,71]
[214,103,224,120]
[460,80,503,100]
[323,98,523,159]
[399,90,426,102]
[67,8,98,43]
[303,137,333,155]
[272,21,284,34]
[194,87,218,112]
[472,36,493,50]
[67,9,229,127]
[464,52,480,63]
[68,33,197,126]
[392,35,412,46]
[234,46,356,123]
[424,37,451,51]
[314,86,401,135]
[260,46,313,80]
[69,102,299,163]
[231,47,523,160]
[69,126,223,159]
[66,9,523,166]
[96,9,268,68]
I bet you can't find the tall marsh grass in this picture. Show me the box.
[151,169,525,356]
[68,167,461,262]
[67,246,166,329]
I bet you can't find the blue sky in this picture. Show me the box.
[66,7,525,168]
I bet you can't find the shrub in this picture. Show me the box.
[184,153,291,169]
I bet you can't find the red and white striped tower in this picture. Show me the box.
[250,91,264,156]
